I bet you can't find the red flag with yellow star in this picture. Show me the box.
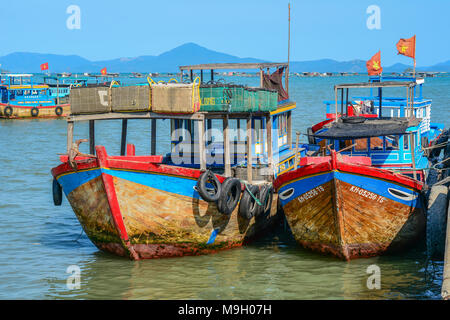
[396,35,416,59]
[100,67,107,75]
[366,51,383,76]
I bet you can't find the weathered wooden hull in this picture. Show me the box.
[0,103,70,119]
[274,152,425,260]
[52,146,280,260]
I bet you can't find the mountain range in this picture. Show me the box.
[0,43,449,73]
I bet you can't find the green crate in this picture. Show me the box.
[199,85,230,112]
[229,85,247,112]
[257,89,278,112]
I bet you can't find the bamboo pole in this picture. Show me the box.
[67,121,74,154]
[151,119,156,155]
[223,115,231,177]
[286,2,291,95]
[120,119,128,156]
[89,120,95,155]
[247,116,253,183]
[266,115,273,180]
[198,117,206,170]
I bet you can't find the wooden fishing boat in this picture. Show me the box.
[0,74,70,119]
[274,79,442,260]
[51,62,304,260]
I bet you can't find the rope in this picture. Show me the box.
[241,181,263,206]
[422,140,449,151]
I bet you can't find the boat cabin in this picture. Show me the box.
[0,74,54,106]
[311,80,443,182]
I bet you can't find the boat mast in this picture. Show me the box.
[286,2,291,95]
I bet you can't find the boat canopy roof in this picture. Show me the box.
[313,118,421,139]
[179,62,289,71]
[334,81,417,90]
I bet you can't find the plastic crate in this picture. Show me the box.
[199,85,230,112]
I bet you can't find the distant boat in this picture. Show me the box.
[0,74,70,119]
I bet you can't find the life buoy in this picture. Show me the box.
[55,106,63,116]
[196,170,222,202]
[217,177,241,215]
[3,106,13,117]
[257,184,273,218]
[238,184,261,220]
[31,107,39,117]
[53,178,62,206]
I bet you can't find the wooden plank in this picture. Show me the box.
[287,111,292,148]
[259,69,264,88]
[68,111,204,122]
[67,121,74,154]
[179,62,289,71]
[247,116,253,183]
[442,198,450,300]
[151,119,156,155]
[411,133,417,180]
[198,117,206,170]
[89,120,95,155]
[120,119,128,156]
[223,115,231,177]
[266,115,273,180]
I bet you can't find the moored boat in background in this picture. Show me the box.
[275,79,444,260]
[0,74,70,119]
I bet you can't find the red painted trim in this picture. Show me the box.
[96,146,139,259]
[52,146,227,183]
[274,154,423,191]
[312,118,333,132]
[126,144,135,156]
[51,158,98,178]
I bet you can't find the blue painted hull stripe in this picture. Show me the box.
[279,170,421,208]
[101,168,200,199]
[57,169,101,195]
[57,167,200,199]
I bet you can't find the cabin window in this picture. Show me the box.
[32,90,38,95]
[370,137,384,151]
[40,90,46,95]
[385,136,399,150]
[277,113,288,147]
[354,138,368,152]
[403,136,409,150]
[16,90,23,96]
[24,90,31,95]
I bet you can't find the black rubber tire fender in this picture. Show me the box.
[55,106,63,116]
[238,184,261,220]
[31,107,39,117]
[217,178,242,215]
[257,184,274,218]
[196,170,222,202]
[4,106,13,117]
[53,178,63,206]
[341,116,366,124]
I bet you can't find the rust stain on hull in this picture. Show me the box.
[64,173,280,260]
[283,178,425,260]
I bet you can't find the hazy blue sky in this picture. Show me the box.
[1,0,448,66]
